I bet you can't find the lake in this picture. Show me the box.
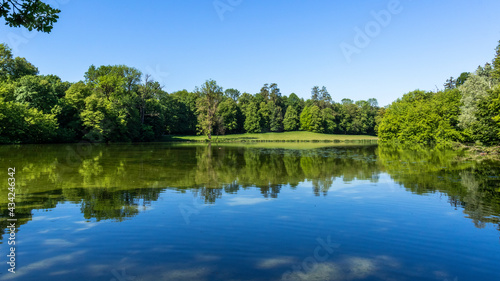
[1,143,499,281]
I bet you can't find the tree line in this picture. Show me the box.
[4,38,498,145]
[378,40,500,145]
[0,43,381,144]
[1,2,499,147]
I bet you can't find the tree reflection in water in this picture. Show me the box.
[0,143,499,237]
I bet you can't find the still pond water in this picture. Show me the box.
[1,143,500,281]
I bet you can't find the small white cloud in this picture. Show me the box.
[73,220,100,232]
[43,239,76,247]
[1,250,86,280]
[227,197,273,206]
[257,257,296,269]
[32,216,71,221]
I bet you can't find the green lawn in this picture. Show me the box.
[172,141,378,150]
[162,131,378,143]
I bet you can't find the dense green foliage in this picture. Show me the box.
[379,40,500,145]
[0,0,60,32]
[0,43,381,144]
[0,97,58,143]
[283,105,299,131]
[3,39,500,145]
[378,89,463,143]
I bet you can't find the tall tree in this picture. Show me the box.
[166,90,198,135]
[138,74,163,125]
[14,74,68,113]
[444,77,456,90]
[137,75,166,140]
[244,101,261,133]
[0,43,38,81]
[490,86,500,138]
[285,93,304,113]
[458,73,491,133]
[238,92,253,114]
[259,84,270,101]
[319,86,332,109]
[268,101,283,132]
[283,105,299,131]
[311,86,320,104]
[493,41,500,81]
[269,83,281,104]
[300,105,322,133]
[224,88,240,102]
[476,63,495,88]
[80,65,143,142]
[196,79,223,139]
[311,86,332,109]
[321,107,336,133]
[456,72,470,87]
[341,101,358,134]
[258,101,271,132]
[217,97,241,134]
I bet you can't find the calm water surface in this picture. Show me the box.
[1,143,500,281]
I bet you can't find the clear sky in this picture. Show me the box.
[1,0,500,106]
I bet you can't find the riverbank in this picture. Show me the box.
[161,131,378,143]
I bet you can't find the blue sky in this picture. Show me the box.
[1,0,499,106]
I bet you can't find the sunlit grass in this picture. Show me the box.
[173,141,377,150]
[163,131,378,143]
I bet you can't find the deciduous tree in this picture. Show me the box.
[196,80,223,139]
[244,101,261,133]
[283,105,299,131]
[0,0,60,32]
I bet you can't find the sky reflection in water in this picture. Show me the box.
[0,143,499,280]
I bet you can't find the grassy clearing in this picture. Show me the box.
[172,141,378,150]
[162,131,378,143]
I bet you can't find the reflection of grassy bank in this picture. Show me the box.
[453,143,500,161]
[378,141,500,161]
[162,131,378,143]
